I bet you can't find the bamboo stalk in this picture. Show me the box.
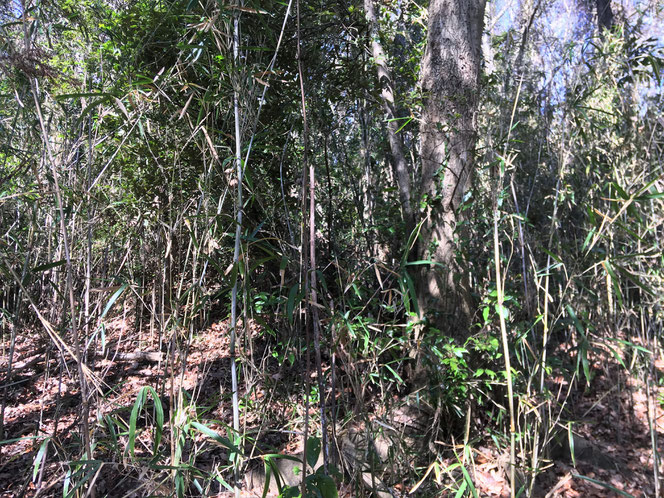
[230,6,243,496]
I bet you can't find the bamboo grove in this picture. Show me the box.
[1,0,663,496]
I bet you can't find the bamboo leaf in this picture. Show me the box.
[190,422,242,455]
[405,259,446,269]
[568,423,576,467]
[32,438,49,480]
[602,260,623,307]
[454,480,468,498]
[126,388,147,458]
[572,474,634,497]
[460,465,479,498]
[287,284,300,326]
[612,263,656,296]
[100,283,128,320]
[32,260,66,273]
[565,305,585,337]
[55,92,115,100]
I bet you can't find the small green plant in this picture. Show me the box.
[423,332,503,417]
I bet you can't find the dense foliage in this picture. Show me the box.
[1,0,663,496]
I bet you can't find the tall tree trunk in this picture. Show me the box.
[596,0,613,31]
[418,0,486,330]
[364,0,414,234]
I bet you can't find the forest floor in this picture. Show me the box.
[1,315,663,497]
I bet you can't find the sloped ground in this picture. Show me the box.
[1,318,662,497]
[536,350,664,497]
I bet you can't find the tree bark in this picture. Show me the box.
[364,0,414,234]
[595,0,613,31]
[418,0,486,330]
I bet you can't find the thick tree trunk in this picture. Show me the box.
[364,0,414,234]
[595,0,613,31]
[418,0,486,329]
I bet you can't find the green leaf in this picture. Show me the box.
[454,480,468,498]
[126,387,163,459]
[568,423,576,467]
[635,190,664,201]
[305,436,321,469]
[0,435,45,446]
[104,415,119,452]
[572,474,634,497]
[190,422,242,455]
[80,97,113,126]
[611,182,629,200]
[311,474,338,498]
[100,283,128,320]
[605,344,627,369]
[262,458,275,497]
[540,247,562,263]
[565,305,585,337]
[62,460,102,498]
[460,464,479,498]
[262,453,305,463]
[175,471,185,498]
[579,340,591,385]
[148,387,164,457]
[55,92,115,100]
[606,337,652,355]
[127,388,146,458]
[32,260,66,273]
[402,272,419,316]
[581,228,596,252]
[280,486,300,497]
[384,364,404,385]
[613,263,655,297]
[213,473,234,493]
[405,259,446,269]
[287,284,300,326]
[602,260,623,307]
[494,303,509,320]
[32,438,49,481]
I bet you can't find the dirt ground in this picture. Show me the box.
[1,316,662,497]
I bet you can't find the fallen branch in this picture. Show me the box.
[99,351,163,362]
